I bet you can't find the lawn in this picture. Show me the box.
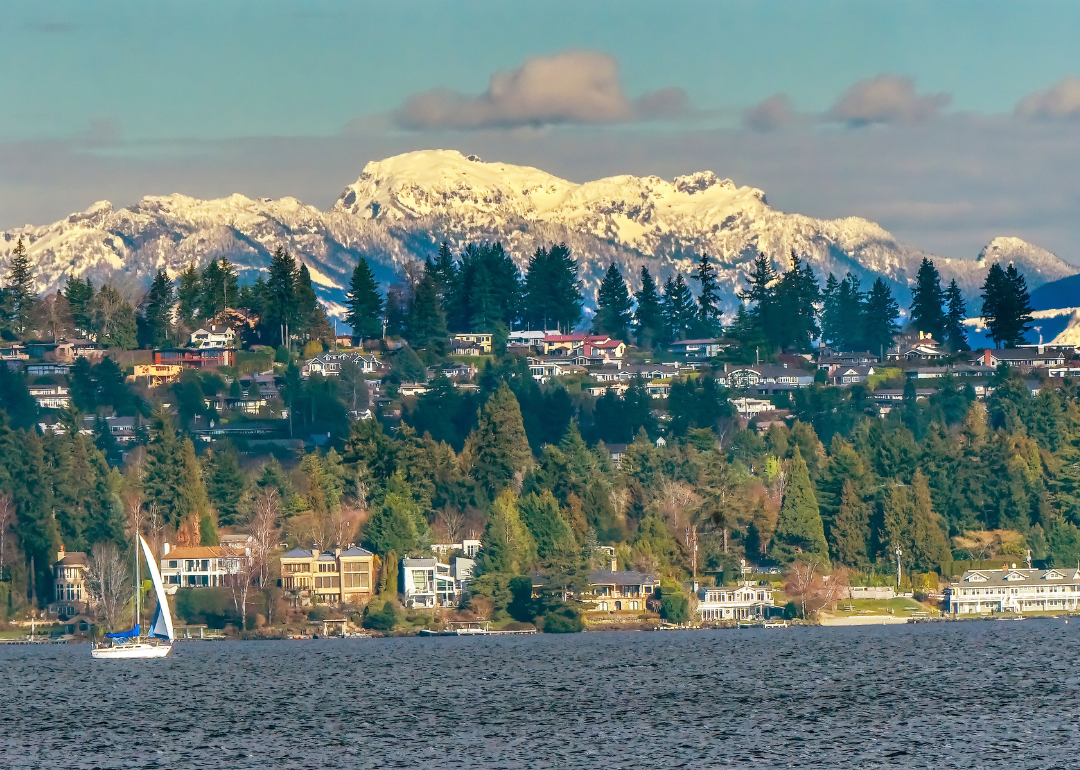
[831,597,938,617]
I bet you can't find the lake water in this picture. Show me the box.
[2,621,1078,769]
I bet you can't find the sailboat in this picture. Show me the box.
[91,535,175,659]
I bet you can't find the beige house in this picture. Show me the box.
[947,567,1080,614]
[452,333,493,353]
[50,546,89,618]
[280,546,375,605]
[584,570,658,612]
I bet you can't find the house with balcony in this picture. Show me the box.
[725,364,814,390]
[301,351,380,378]
[28,384,71,409]
[830,365,876,386]
[132,364,183,386]
[583,570,658,612]
[695,581,776,621]
[402,557,461,607]
[977,347,1067,371]
[49,546,89,619]
[452,333,493,354]
[189,325,236,349]
[159,543,250,588]
[279,546,375,606]
[153,347,235,369]
[668,338,729,359]
[947,566,1080,614]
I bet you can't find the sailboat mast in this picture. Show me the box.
[135,535,141,637]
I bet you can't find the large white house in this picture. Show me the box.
[159,543,250,588]
[402,557,473,608]
[695,582,776,621]
[947,566,1080,614]
[190,325,237,349]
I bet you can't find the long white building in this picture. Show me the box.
[695,581,776,621]
[947,567,1080,614]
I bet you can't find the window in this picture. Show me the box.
[343,561,370,590]
[319,562,336,573]
[169,560,178,568]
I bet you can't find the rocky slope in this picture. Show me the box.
[2,149,1075,317]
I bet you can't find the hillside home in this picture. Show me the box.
[279,546,375,606]
[50,546,89,619]
[452,333,493,353]
[584,570,658,612]
[816,351,879,370]
[189,325,236,349]
[402,557,461,608]
[301,351,380,377]
[28,384,71,409]
[725,364,814,390]
[730,397,776,419]
[830,365,875,386]
[978,348,1066,371]
[159,543,250,588]
[430,539,482,559]
[153,348,235,369]
[947,567,1080,614]
[668,338,729,359]
[132,364,183,386]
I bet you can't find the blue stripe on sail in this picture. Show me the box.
[106,624,140,639]
[149,607,170,640]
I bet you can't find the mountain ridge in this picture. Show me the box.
[2,149,1075,318]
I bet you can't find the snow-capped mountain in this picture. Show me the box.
[1,149,1076,318]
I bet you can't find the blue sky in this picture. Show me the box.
[4,0,1080,261]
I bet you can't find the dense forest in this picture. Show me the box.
[0,235,1064,626]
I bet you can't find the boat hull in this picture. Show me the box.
[91,643,172,659]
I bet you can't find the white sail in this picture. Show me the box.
[139,536,175,642]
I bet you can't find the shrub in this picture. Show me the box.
[363,601,400,631]
[508,575,536,623]
[540,606,584,633]
[308,605,330,622]
[659,592,690,624]
[174,588,238,629]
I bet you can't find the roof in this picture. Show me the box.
[56,552,88,566]
[165,546,244,559]
[957,567,1080,587]
[340,546,374,557]
[670,338,724,346]
[403,558,439,567]
[589,569,658,587]
[986,348,1064,360]
[281,547,315,559]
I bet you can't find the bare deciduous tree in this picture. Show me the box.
[222,549,260,633]
[0,493,13,580]
[85,542,130,632]
[436,505,465,544]
[784,562,851,620]
[249,489,281,588]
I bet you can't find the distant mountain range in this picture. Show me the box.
[2,149,1077,320]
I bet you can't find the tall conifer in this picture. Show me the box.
[633,266,664,348]
[910,257,946,341]
[771,449,830,565]
[593,263,633,342]
[345,257,384,340]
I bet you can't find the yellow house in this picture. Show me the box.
[280,546,375,605]
[452,333,493,354]
[132,364,183,387]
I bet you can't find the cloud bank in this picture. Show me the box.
[827,75,950,126]
[394,50,689,130]
[1016,76,1080,120]
[743,94,795,132]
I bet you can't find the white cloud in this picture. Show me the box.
[826,75,950,126]
[394,50,688,130]
[743,94,794,132]
[1016,76,1080,120]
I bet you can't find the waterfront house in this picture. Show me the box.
[279,546,375,606]
[946,566,1080,614]
[50,546,89,619]
[695,582,775,621]
[402,557,460,608]
[160,543,250,588]
[584,570,658,612]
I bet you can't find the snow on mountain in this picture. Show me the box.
[1051,310,1080,346]
[2,149,1076,319]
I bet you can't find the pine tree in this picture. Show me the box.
[430,241,457,302]
[4,238,37,338]
[176,262,201,329]
[64,274,95,337]
[467,383,532,497]
[1005,264,1035,347]
[691,253,722,335]
[909,469,950,571]
[831,273,865,351]
[819,273,841,347]
[478,489,537,574]
[633,266,664,348]
[738,253,779,346]
[143,406,183,527]
[774,254,820,351]
[981,263,1033,348]
[294,264,322,340]
[177,437,216,546]
[662,274,696,343]
[265,247,297,346]
[206,442,246,526]
[406,270,449,353]
[771,449,829,565]
[363,476,424,556]
[140,269,175,348]
[89,286,138,349]
[345,257,384,340]
[593,263,633,342]
[943,279,969,352]
[830,479,870,567]
[519,490,576,560]
[910,257,946,341]
[862,278,900,357]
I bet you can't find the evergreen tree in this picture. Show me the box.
[828,273,865,351]
[4,238,37,338]
[177,437,216,546]
[265,248,297,346]
[519,490,576,560]
[142,406,183,528]
[294,263,324,340]
[467,383,532,497]
[139,269,175,348]
[206,442,246,526]
[345,257,384,340]
[981,262,1034,348]
[430,241,458,302]
[176,262,201,329]
[89,286,138,349]
[661,274,696,343]
[738,253,780,348]
[363,474,425,556]
[909,469,950,571]
[633,266,664,348]
[862,278,900,357]
[774,254,820,351]
[943,279,969,352]
[910,257,946,341]
[523,244,582,333]
[406,270,449,353]
[830,479,870,567]
[478,489,537,574]
[593,263,633,342]
[771,449,829,564]
[819,273,841,347]
[64,274,95,337]
[691,252,722,335]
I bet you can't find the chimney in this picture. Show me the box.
[335,548,342,558]
[56,543,65,564]
[163,542,171,556]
